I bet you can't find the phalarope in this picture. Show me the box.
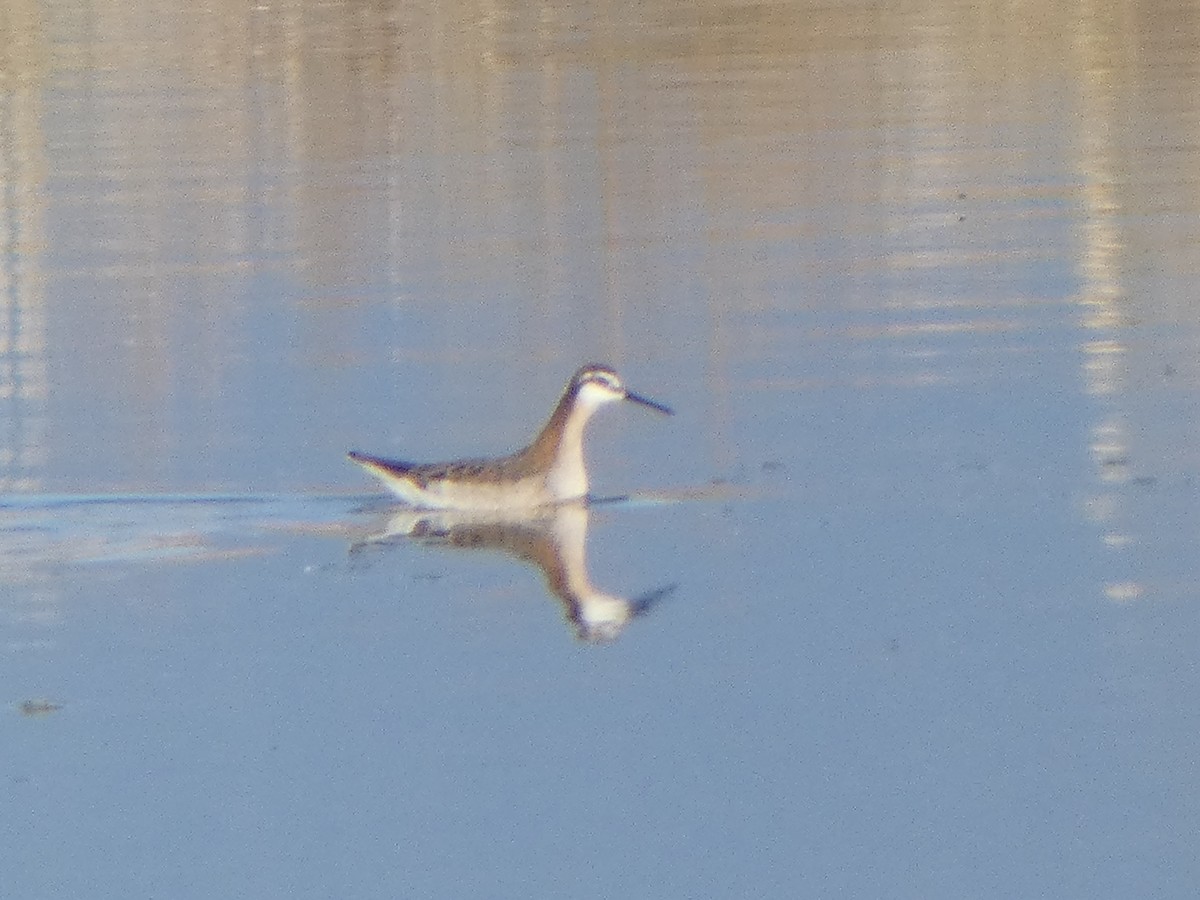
[348,364,672,510]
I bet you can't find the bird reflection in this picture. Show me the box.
[352,501,674,643]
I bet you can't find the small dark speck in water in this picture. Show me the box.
[19,699,61,717]
[413,572,445,582]
[1163,364,1176,378]
[761,460,785,472]
[1131,476,1158,489]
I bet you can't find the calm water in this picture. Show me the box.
[4,0,1200,897]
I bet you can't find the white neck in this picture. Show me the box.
[544,394,605,500]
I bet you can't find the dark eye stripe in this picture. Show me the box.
[583,372,619,388]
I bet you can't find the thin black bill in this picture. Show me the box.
[624,390,674,415]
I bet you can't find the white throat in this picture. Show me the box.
[544,385,618,501]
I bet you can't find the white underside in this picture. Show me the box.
[375,470,581,511]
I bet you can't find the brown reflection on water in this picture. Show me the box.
[1068,5,1200,599]
[0,0,1198,496]
[0,1,50,492]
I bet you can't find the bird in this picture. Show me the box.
[347,363,672,510]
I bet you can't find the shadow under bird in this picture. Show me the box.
[347,364,673,510]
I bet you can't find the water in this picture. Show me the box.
[4,1,1200,897]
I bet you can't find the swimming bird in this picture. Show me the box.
[347,364,672,510]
